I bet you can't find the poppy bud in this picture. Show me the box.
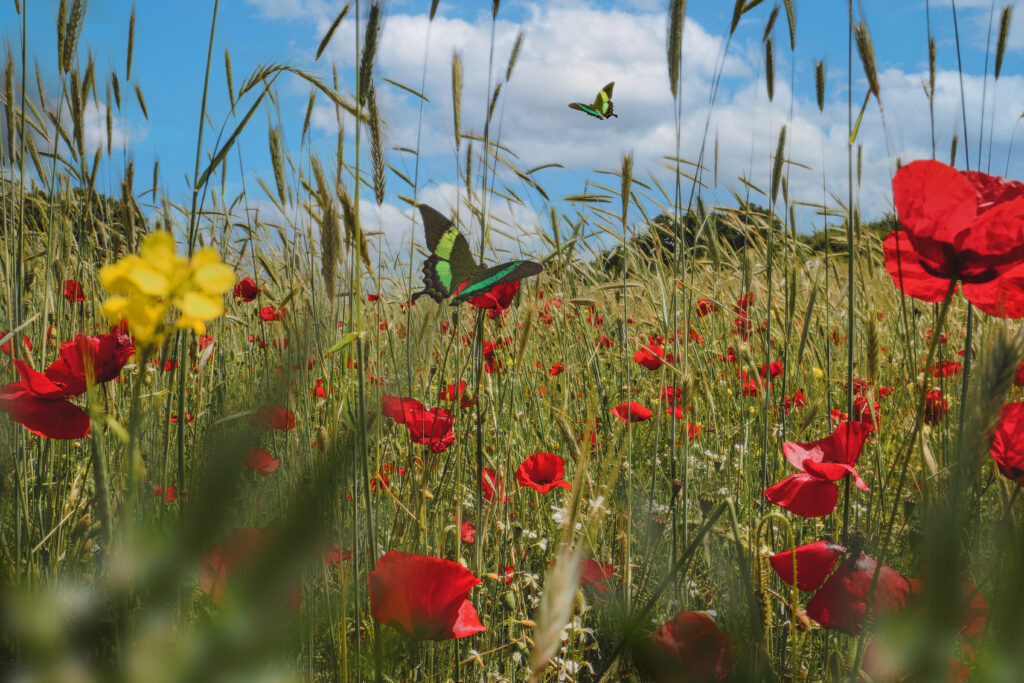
[316,426,329,453]
[902,494,916,521]
[671,479,683,500]
[845,529,867,557]
[698,492,716,517]
[502,591,516,609]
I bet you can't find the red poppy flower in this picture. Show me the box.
[404,406,456,452]
[254,405,296,431]
[482,467,507,504]
[924,388,949,425]
[595,335,614,348]
[610,401,653,423]
[852,396,879,430]
[241,448,280,476]
[461,279,520,311]
[1015,359,1024,386]
[634,344,665,370]
[991,402,1024,486]
[884,160,1024,316]
[381,394,425,425]
[482,340,500,374]
[153,485,178,503]
[259,306,283,322]
[43,332,134,396]
[324,542,352,567]
[455,517,476,544]
[695,297,719,317]
[367,551,485,640]
[641,611,733,683]
[548,362,564,376]
[515,452,571,493]
[580,558,614,594]
[770,538,913,635]
[0,332,31,357]
[63,279,85,302]
[198,527,300,611]
[759,360,784,377]
[233,276,262,302]
[0,360,90,439]
[367,293,380,302]
[764,422,872,517]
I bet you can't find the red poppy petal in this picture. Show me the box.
[805,553,912,635]
[958,196,1024,275]
[450,599,487,638]
[764,474,839,517]
[882,231,954,302]
[821,421,873,466]
[801,461,870,490]
[961,170,1024,207]
[892,160,978,271]
[962,265,1024,319]
[769,540,847,592]
[12,359,68,399]
[990,402,1024,486]
[0,391,90,439]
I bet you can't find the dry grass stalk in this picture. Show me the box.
[995,5,1012,79]
[126,3,136,80]
[854,19,880,101]
[451,52,463,150]
[783,0,796,50]
[367,83,386,206]
[505,32,524,82]
[765,36,775,101]
[771,125,786,204]
[815,60,825,111]
[268,125,287,206]
[528,543,581,682]
[134,83,148,120]
[316,3,350,61]
[667,0,685,99]
[64,0,86,74]
[224,50,235,110]
[358,2,381,106]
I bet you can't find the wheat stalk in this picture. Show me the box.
[126,3,136,80]
[815,59,826,112]
[134,83,148,120]
[505,31,524,82]
[667,0,685,99]
[224,49,235,110]
[765,36,775,101]
[783,0,796,50]
[528,543,581,682]
[854,19,880,101]
[764,5,779,42]
[56,0,67,73]
[317,3,350,61]
[105,83,112,155]
[367,83,386,206]
[111,71,121,109]
[771,125,786,204]
[429,0,440,20]
[63,0,86,74]
[268,125,287,206]
[358,2,380,106]
[3,51,13,164]
[995,5,1012,79]
[451,52,462,150]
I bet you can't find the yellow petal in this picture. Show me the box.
[176,291,223,322]
[101,296,130,322]
[140,231,177,265]
[192,262,235,294]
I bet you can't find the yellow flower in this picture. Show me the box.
[812,367,825,379]
[100,231,234,346]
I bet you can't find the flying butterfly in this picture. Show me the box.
[568,81,618,120]
[410,204,543,306]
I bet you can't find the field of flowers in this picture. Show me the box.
[4,0,1024,681]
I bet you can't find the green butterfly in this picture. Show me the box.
[568,81,618,120]
[410,204,543,305]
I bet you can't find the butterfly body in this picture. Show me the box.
[411,204,542,305]
[569,81,617,120]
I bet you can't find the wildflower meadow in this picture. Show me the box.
[3,0,1024,681]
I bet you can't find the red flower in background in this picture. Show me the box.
[595,335,614,348]
[241,448,280,476]
[481,467,507,504]
[153,485,178,503]
[580,558,615,594]
[455,517,476,544]
[233,276,262,302]
[439,381,474,408]
[0,360,90,439]
[254,405,296,431]
[924,388,949,425]
[63,279,85,302]
[634,344,665,370]
[381,394,425,425]
[1015,358,1024,386]
[641,611,733,683]
[0,332,32,357]
[770,537,913,635]
[695,297,719,317]
[198,527,300,611]
[259,306,283,322]
[44,332,134,396]
[991,402,1024,487]
[367,551,486,640]
[610,401,653,423]
[884,160,1024,316]
[764,422,873,517]
[404,406,456,452]
[516,452,571,493]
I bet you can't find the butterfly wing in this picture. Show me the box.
[569,102,604,120]
[592,82,616,118]
[451,260,544,305]
[411,204,479,302]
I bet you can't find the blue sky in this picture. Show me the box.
[2,0,1023,258]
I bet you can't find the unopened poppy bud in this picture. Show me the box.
[698,492,716,516]
[503,591,516,609]
[316,425,329,453]
[902,494,916,520]
[671,479,683,499]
